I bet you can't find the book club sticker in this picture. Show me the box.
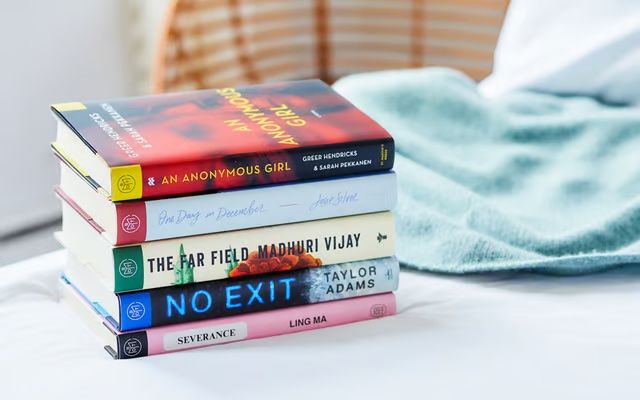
[118,175,136,194]
[121,214,141,234]
[113,245,144,292]
[126,302,146,321]
[118,259,138,279]
[123,338,143,357]
[370,304,388,318]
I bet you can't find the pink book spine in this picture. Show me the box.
[119,293,396,358]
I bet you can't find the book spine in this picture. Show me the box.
[114,292,396,359]
[110,138,394,201]
[113,172,397,245]
[111,211,395,293]
[116,256,399,331]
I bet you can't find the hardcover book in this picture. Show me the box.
[57,159,397,245]
[51,80,394,201]
[57,196,396,293]
[64,254,400,331]
[61,276,397,359]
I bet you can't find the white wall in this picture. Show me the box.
[0,1,152,236]
[130,0,173,94]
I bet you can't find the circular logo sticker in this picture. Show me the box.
[126,302,146,321]
[121,214,141,234]
[370,304,388,318]
[123,338,143,357]
[118,259,138,279]
[117,175,136,194]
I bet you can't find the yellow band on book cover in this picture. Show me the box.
[110,165,142,201]
[51,102,87,112]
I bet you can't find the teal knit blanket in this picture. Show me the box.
[334,68,640,274]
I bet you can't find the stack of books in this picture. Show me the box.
[52,80,398,359]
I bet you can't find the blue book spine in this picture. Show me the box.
[117,256,399,331]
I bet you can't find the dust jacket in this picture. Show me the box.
[51,80,394,201]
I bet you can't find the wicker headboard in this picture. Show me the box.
[153,0,510,92]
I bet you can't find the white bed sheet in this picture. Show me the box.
[1,250,639,400]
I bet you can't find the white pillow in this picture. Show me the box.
[479,0,640,105]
